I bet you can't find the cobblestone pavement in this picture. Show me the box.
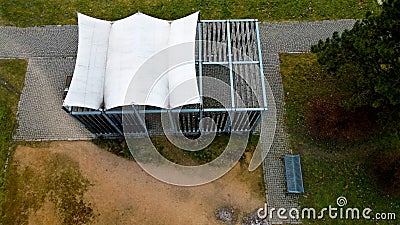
[1,19,356,223]
[14,57,94,140]
[261,19,356,53]
[0,26,77,58]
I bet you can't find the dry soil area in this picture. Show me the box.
[5,141,265,225]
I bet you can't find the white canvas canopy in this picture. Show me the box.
[63,11,200,110]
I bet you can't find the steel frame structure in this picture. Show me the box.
[63,19,267,137]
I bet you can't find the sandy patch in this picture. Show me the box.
[11,141,264,224]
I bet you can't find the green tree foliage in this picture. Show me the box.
[311,0,400,120]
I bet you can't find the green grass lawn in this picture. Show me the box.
[0,59,27,215]
[280,53,400,224]
[0,0,381,27]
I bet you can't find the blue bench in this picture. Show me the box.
[284,155,304,194]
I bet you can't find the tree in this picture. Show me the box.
[311,0,400,121]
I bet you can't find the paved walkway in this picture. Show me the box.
[0,19,356,223]
[16,58,94,140]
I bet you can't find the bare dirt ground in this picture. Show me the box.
[6,141,265,225]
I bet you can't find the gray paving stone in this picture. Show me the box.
[0,25,77,58]
[261,53,300,224]
[14,57,94,141]
[259,19,356,53]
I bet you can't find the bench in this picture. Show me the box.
[284,154,304,194]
